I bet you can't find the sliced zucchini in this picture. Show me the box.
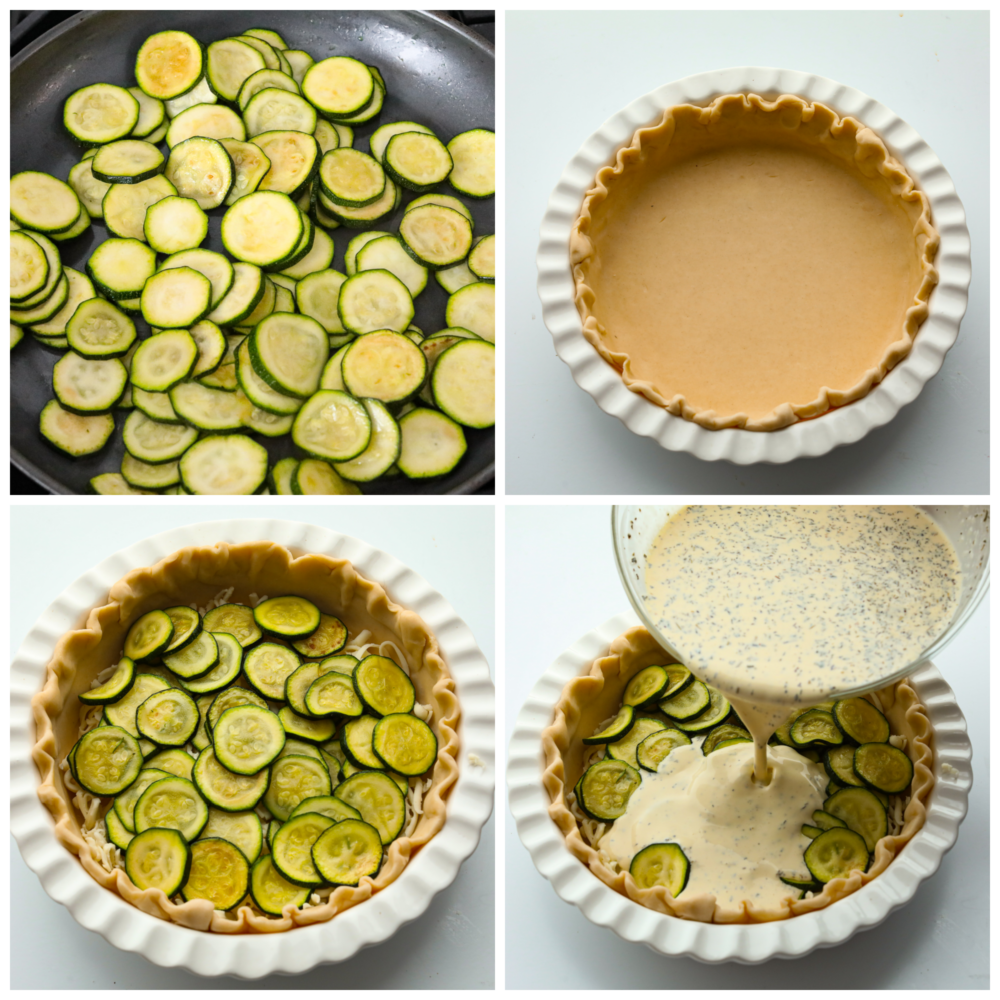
[270,456,299,495]
[253,596,320,640]
[242,642,302,701]
[121,452,178,489]
[208,261,264,325]
[333,399,400,482]
[399,204,473,270]
[203,603,261,648]
[280,226,334,281]
[79,657,136,705]
[312,819,382,886]
[834,698,891,745]
[673,687,732,733]
[221,191,302,266]
[790,709,844,748]
[823,744,867,788]
[238,68,300,110]
[264,754,333,822]
[370,121,434,163]
[823,786,889,852]
[243,88,317,138]
[576,758,641,821]
[319,175,397,228]
[254,130,319,195]
[248,312,327,398]
[136,687,199,746]
[447,128,495,198]
[163,629,220,679]
[812,809,848,831]
[271,812,335,887]
[187,320,226,379]
[334,770,406,845]
[302,57,374,119]
[356,234,427,297]
[397,408,466,478]
[164,136,233,211]
[304,671,364,719]
[127,85,165,138]
[279,706,336,744]
[52,352,127,414]
[135,30,204,100]
[432,339,494,428]
[250,854,311,914]
[214,704,286,773]
[130,329,199,391]
[39,399,114,456]
[102,174,177,241]
[350,654,415,718]
[636,727,692,771]
[87,237,157,301]
[292,458,362,495]
[290,795,359,824]
[606,718,668,770]
[200,808,263,864]
[372,714,436,776]
[853,743,914,794]
[623,666,670,708]
[30,268,96,341]
[113,768,173,832]
[659,678,710,720]
[121,409,198,463]
[105,806,135,850]
[143,195,209,254]
[169,381,244,431]
[72,726,143,796]
[629,842,690,897]
[10,230,49,301]
[446,281,494,342]
[125,610,175,661]
[582,705,635,745]
[10,171,82,234]
[167,102,245,149]
[384,131,452,192]
[804,827,870,884]
[179,434,269,494]
[134,775,208,840]
[125,828,191,896]
[206,37,267,102]
[295,268,347,333]
[182,837,250,909]
[291,390,372,462]
[145,748,196,781]
[193,746,269,812]
[92,140,165,184]
[180,631,243,695]
[63,83,139,145]
[290,613,347,659]
[235,338,302,416]
[318,148,385,207]
[468,234,495,281]
[341,330,424,403]
[104,673,171,736]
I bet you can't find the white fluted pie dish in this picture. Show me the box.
[536,65,971,464]
[507,612,971,963]
[11,518,495,978]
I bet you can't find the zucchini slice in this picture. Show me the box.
[220,138,272,207]
[68,159,111,217]
[163,629,220,679]
[812,809,848,831]
[125,610,175,661]
[130,329,200,391]
[203,603,261,648]
[104,673,171,737]
[72,726,143,796]
[370,121,435,164]
[823,743,867,788]
[852,743,913,794]
[356,235,427,297]
[188,320,227,379]
[214,704,286,773]
[221,191,302,266]
[254,596,321,639]
[120,453,178,490]
[291,457,362,495]
[243,88,317,138]
[206,37,267,102]
[623,666,670,708]
[304,671,363,718]
[292,390,372,462]
[629,842,690,897]
[353,654,415,717]
[125,828,191,896]
[79,657,136,705]
[121,410,197,463]
[333,399,401,482]
[279,706,336,743]
[145,749,196,781]
[182,837,250,909]
[136,687,199,746]
[164,137,234,211]
[193,746,269,811]
[673,687,732,733]
[105,807,135,850]
[113,768,173,832]
[63,83,139,145]
[285,662,334,716]
[144,195,209,254]
[134,775,208,840]
[405,192,474,225]
[207,686,267,730]
[295,267,347,333]
[319,175,397,228]
[10,171,82,234]
[432,339,494,428]
[169,381,244,431]
[86,237,157,301]
[250,854,311,914]
[659,678,709,720]
[39,399,114,456]
[334,770,406,845]
[291,613,347,659]
[180,632,243,695]
[384,131,452,192]
[290,795,359,824]
[31,267,96,339]
[834,698,891,745]
[92,140,164,184]
[468,234,495,281]
[372,714,436,776]
[397,408,466,478]
[804,827,870,883]
[135,30,204,100]
[10,231,49,301]
[312,818,383,886]
[399,204,473,270]
[606,718,668,770]
[248,312,327,398]
[341,330,424,401]
[164,74,217,118]
[302,56,374,119]
[271,812,335,887]
[280,226,334,281]
[235,338,302,416]
[102,174,177,241]
[127,85,165,138]
[166,103,246,149]
[445,281,494,342]
[790,709,844,748]
[179,434,269,494]
[577,758,641,821]
[264,754,333,822]
[823,786,889,851]
[238,68,300,110]
[318,148,385,207]
[208,261,265,326]
[200,808,263,864]
[52,352,127,414]
[446,128,495,199]
[254,130,320,195]
[243,642,302,700]
[636,727,692,771]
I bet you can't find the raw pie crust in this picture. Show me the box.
[541,626,934,923]
[31,541,460,933]
[570,93,940,430]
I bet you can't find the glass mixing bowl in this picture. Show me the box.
[611,504,989,704]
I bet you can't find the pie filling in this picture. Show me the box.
[570,93,940,430]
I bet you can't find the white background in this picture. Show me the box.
[504,504,988,988]
[10,504,495,988]
[506,10,989,494]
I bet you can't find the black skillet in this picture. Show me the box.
[10,10,494,494]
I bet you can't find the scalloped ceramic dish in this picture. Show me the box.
[11,519,494,978]
[537,66,972,464]
[508,612,972,964]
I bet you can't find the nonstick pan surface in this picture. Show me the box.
[11,10,494,494]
